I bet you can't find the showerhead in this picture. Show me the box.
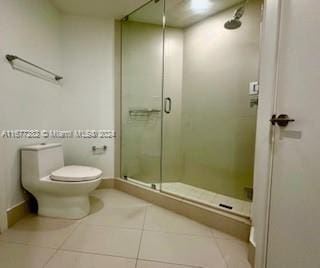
[224,19,242,30]
[224,4,246,30]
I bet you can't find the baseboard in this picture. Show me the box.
[98,177,115,189]
[248,226,256,267]
[101,178,251,241]
[6,200,30,228]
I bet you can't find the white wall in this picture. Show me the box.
[0,140,7,231]
[0,0,62,209]
[60,15,115,177]
[0,1,116,211]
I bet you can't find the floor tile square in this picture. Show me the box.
[144,205,212,236]
[216,238,251,268]
[91,189,150,208]
[61,224,142,258]
[0,241,55,268]
[139,231,227,268]
[83,204,146,229]
[211,228,239,240]
[45,250,136,268]
[0,215,79,248]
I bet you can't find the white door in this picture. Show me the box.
[266,0,320,267]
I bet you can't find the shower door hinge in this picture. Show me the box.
[244,187,253,201]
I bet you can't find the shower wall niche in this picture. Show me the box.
[121,0,262,216]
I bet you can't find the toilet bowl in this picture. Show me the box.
[21,143,102,219]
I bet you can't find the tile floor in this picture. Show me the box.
[0,189,251,268]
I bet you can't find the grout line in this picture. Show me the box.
[0,239,53,249]
[49,247,138,260]
[135,206,148,268]
[137,258,202,268]
[79,221,145,232]
[42,220,82,267]
[209,231,229,268]
[80,220,214,239]
[142,228,213,238]
[41,247,58,268]
[57,220,82,250]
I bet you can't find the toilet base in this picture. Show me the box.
[36,194,90,219]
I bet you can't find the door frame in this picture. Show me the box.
[0,140,7,232]
[252,0,282,267]
[0,170,7,233]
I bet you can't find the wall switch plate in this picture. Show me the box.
[249,81,259,95]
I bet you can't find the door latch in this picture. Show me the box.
[270,114,295,127]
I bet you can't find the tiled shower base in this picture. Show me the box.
[126,178,251,218]
[159,182,252,219]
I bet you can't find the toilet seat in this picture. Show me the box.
[50,165,102,182]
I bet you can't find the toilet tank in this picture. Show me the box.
[21,143,64,185]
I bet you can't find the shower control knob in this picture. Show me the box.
[270,114,295,127]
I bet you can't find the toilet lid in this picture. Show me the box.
[50,165,102,182]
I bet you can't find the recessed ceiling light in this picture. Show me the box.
[190,0,212,13]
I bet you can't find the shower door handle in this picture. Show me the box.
[164,98,172,114]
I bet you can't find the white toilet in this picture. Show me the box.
[21,143,102,219]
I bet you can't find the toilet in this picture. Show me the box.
[21,143,102,219]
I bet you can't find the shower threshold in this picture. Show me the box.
[124,178,251,219]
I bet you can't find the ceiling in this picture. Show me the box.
[49,0,148,19]
[49,0,244,28]
[130,0,244,28]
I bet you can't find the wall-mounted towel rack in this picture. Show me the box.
[6,54,63,81]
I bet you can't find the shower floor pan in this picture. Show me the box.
[159,182,251,219]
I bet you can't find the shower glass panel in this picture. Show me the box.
[121,0,164,187]
[161,0,262,217]
[121,0,262,217]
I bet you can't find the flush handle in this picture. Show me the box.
[270,114,295,127]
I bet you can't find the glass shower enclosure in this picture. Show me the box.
[121,0,262,218]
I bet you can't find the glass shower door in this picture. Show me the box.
[121,0,165,187]
[161,0,262,217]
